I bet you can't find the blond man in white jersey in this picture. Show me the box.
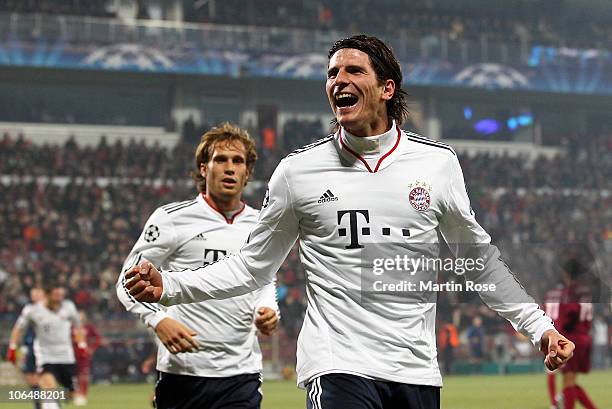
[116,123,279,409]
[125,36,574,409]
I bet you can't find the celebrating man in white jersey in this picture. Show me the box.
[116,122,279,409]
[126,35,574,409]
[8,282,86,409]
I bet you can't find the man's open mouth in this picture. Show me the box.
[335,92,359,108]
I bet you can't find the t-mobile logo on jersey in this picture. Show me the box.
[203,249,228,266]
[337,210,370,249]
[337,210,411,249]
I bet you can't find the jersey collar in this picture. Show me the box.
[198,193,246,225]
[338,121,402,173]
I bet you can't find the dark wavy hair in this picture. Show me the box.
[328,35,409,127]
[43,278,62,294]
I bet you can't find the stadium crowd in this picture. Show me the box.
[0,119,610,379]
[1,123,610,190]
[2,0,611,49]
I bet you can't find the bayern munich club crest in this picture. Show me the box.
[408,181,432,212]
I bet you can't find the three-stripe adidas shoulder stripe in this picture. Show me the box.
[287,135,335,158]
[403,131,456,156]
[162,200,197,214]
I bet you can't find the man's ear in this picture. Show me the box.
[382,79,395,101]
[200,163,207,178]
[243,168,251,187]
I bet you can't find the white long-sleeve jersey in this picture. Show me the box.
[116,193,279,378]
[157,123,555,387]
[15,300,80,366]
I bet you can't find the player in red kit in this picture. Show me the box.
[544,286,563,409]
[550,258,598,409]
[73,311,102,406]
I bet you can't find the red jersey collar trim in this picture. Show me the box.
[339,124,401,173]
[202,193,246,224]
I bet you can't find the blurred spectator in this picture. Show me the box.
[466,316,485,363]
[592,315,609,369]
[181,115,198,144]
[135,0,150,20]
[438,320,459,374]
[278,288,305,339]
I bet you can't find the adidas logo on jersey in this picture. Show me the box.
[318,189,339,203]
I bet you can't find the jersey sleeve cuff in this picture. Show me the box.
[159,272,176,307]
[530,321,557,347]
[144,310,170,329]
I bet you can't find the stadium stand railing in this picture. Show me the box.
[0,122,179,147]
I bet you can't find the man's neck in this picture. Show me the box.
[204,192,243,214]
[343,117,392,137]
[341,120,397,157]
[45,301,60,311]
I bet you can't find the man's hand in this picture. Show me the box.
[6,344,17,365]
[255,307,278,336]
[140,354,157,375]
[125,260,163,302]
[76,342,90,361]
[141,354,156,374]
[155,317,199,354]
[540,329,575,370]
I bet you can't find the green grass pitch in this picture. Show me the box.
[4,371,610,408]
